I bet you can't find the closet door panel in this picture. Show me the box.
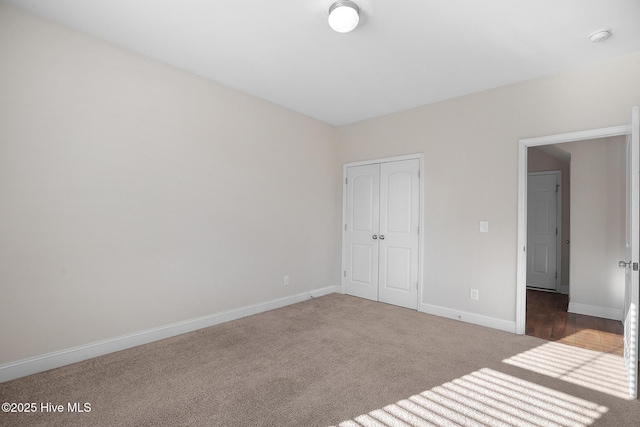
[344,164,380,301]
[378,160,420,309]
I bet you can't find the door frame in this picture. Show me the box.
[341,153,424,309]
[526,170,562,292]
[516,125,630,335]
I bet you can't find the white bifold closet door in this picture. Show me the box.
[344,159,420,310]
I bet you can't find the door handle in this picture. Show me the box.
[379,235,385,240]
[372,235,378,240]
[620,260,639,271]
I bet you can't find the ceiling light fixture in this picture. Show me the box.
[328,1,360,33]
[589,29,612,42]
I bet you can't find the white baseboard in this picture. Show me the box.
[0,285,340,383]
[310,285,340,298]
[420,303,516,333]
[568,302,623,321]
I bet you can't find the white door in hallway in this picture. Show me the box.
[623,106,639,399]
[344,159,420,310]
[526,172,559,290]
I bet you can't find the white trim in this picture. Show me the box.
[0,286,340,383]
[517,125,630,334]
[522,125,630,147]
[310,285,341,298]
[557,285,570,295]
[343,153,425,168]
[420,303,516,333]
[419,154,425,309]
[568,302,623,321]
[556,171,563,291]
[516,141,528,334]
[341,153,424,308]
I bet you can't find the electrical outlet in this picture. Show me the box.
[470,289,479,300]
[283,275,290,286]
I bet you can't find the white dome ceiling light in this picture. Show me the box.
[589,29,612,42]
[328,1,360,33]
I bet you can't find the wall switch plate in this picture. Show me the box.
[479,221,489,233]
[283,275,290,286]
[470,289,479,300]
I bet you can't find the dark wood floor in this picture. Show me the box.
[526,289,624,356]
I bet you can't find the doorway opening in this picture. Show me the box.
[516,116,638,399]
[517,126,630,332]
[525,137,627,351]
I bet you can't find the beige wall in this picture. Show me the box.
[527,147,571,290]
[560,137,626,315]
[0,4,339,364]
[337,53,640,322]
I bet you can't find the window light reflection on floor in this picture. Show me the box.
[331,368,608,427]
[623,302,638,398]
[502,340,631,400]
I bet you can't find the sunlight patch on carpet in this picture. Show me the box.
[330,368,608,427]
[502,341,630,400]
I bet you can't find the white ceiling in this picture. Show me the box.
[5,0,640,126]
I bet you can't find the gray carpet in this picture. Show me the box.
[1,294,639,426]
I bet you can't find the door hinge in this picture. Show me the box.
[634,263,639,272]
[344,224,347,231]
[343,270,346,277]
[345,177,348,185]
[556,184,559,193]
[555,271,558,279]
